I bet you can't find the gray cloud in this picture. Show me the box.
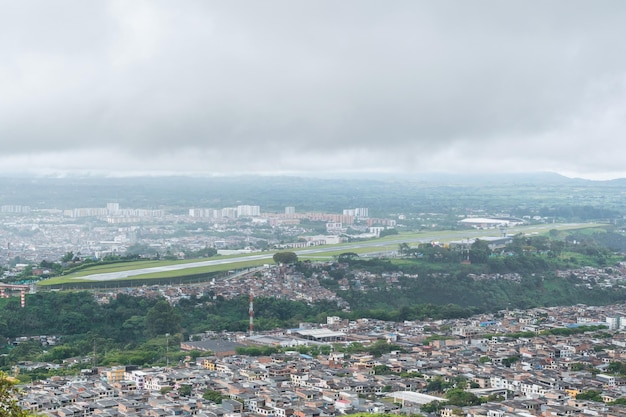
[1,1,626,178]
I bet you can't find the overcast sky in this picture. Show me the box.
[2,1,626,179]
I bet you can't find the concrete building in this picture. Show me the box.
[237,205,261,217]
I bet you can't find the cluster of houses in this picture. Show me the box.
[15,302,626,417]
[555,266,626,289]
[92,264,346,308]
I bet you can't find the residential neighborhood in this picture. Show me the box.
[15,299,626,417]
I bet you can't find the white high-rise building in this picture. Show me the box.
[285,206,296,215]
[237,205,261,217]
[355,207,369,218]
[607,316,621,330]
[189,208,222,218]
[343,207,369,218]
[107,202,120,214]
[222,207,238,218]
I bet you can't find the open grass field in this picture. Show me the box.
[38,222,607,286]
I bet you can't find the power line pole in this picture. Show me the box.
[165,333,170,369]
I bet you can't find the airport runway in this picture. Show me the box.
[77,223,589,281]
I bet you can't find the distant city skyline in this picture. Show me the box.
[2,2,626,180]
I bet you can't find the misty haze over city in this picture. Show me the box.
[5,2,626,417]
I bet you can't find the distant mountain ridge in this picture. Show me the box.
[0,172,624,214]
[0,170,619,184]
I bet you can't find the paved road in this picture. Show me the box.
[77,223,589,281]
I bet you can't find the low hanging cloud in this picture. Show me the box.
[1,1,626,178]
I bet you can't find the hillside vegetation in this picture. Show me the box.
[3,227,626,380]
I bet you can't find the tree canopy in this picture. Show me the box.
[145,300,182,337]
[469,239,491,264]
[0,372,33,416]
[337,252,359,262]
[272,251,298,264]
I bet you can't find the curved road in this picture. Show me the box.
[77,223,589,281]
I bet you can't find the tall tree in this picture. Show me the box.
[272,251,298,265]
[145,300,181,337]
[469,239,491,264]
